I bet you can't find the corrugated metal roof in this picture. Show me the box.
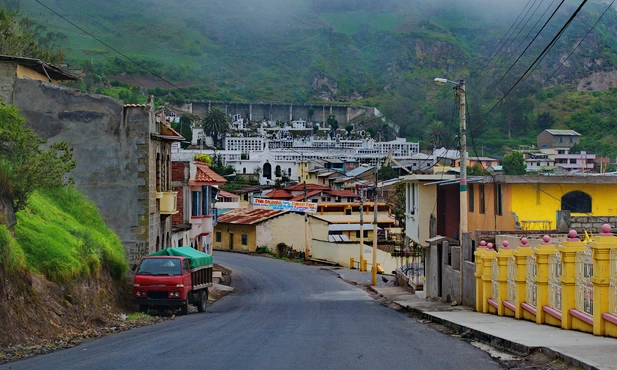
[217,208,288,225]
[0,55,80,81]
[544,129,580,136]
[329,235,350,242]
[329,224,382,231]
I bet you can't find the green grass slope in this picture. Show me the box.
[11,186,128,283]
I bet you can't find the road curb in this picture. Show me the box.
[420,311,601,370]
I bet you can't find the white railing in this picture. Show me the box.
[610,248,617,315]
[491,258,498,300]
[575,248,593,315]
[507,256,516,304]
[548,252,562,310]
[526,254,537,307]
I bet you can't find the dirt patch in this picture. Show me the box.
[0,264,233,365]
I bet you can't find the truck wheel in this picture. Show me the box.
[139,305,148,314]
[197,290,208,313]
[180,298,189,315]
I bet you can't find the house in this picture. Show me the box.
[402,174,457,246]
[213,208,329,253]
[537,129,581,149]
[216,190,241,213]
[1,55,185,266]
[171,159,227,253]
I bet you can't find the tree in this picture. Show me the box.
[0,9,65,64]
[378,164,398,181]
[345,124,353,136]
[201,108,230,149]
[467,164,489,176]
[327,114,338,133]
[423,121,452,149]
[502,151,526,175]
[384,182,406,230]
[0,104,76,227]
[172,115,193,149]
[307,107,315,122]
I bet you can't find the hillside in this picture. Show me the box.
[6,0,617,158]
[0,187,132,348]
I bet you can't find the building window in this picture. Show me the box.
[561,191,592,213]
[191,191,202,216]
[468,183,475,213]
[480,184,486,214]
[570,159,577,164]
[495,184,503,216]
[216,231,221,243]
[241,233,248,245]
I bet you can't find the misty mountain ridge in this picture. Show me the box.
[5,0,617,159]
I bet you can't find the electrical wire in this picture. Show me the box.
[486,0,589,114]
[544,0,617,83]
[33,0,181,89]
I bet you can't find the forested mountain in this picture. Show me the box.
[4,0,617,159]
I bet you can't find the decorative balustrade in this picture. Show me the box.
[480,225,617,337]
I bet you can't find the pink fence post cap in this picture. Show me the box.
[519,237,529,247]
[567,230,579,242]
[600,224,614,237]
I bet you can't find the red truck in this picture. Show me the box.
[133,246,213,315]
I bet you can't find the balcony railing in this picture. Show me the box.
[548,252,562,310]
[575,247,593,316]
[160,191,178,215]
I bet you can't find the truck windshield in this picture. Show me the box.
[137,258,182,276]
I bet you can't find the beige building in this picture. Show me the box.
[213,208,329,254]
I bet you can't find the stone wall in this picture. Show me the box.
[174,101,374,125]
[13,79,152,265]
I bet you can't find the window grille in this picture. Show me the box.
[507,256,516,304]
[575,248,593,315]
[548,252,562,310]
[526,254,537,307]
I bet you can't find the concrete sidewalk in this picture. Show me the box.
[331,267,617,370]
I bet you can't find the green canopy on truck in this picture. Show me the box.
[149,246,213,269]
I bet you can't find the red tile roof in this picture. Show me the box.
[189,164,227,185]
[265,189,293,199]
[284,183,331,192]
[326,190,359,198]
[217,208,288,225]
[290,190,322,202]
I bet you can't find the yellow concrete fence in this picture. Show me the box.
[476,224,617,337]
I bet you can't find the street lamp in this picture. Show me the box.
[434,77,467,239]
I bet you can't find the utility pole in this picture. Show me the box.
[372,166,378,286]
[457,80,467,238]
[302,152,309,261]
[359,189,364,271]
[435,77,467,305]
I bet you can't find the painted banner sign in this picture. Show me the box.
[252,198,317,213]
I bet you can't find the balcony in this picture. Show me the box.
[160,191,178,215]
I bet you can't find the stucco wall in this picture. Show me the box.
[310,239,401,274]
[256,213,329,253]
[12,79,153,265]
[510,183,617,229]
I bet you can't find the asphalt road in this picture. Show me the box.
[2,252,501,370]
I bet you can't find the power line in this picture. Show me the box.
[33,0,180,89]
[544,0,616,84]
[486,0,589,114]
[486,0,567,96]
[480,0,536,69]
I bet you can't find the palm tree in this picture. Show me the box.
[201,108,230,149]
[423,121,452,150]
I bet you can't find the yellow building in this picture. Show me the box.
[467,175,617,234]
